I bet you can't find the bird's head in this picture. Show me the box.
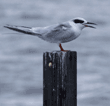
[72,17,96,30]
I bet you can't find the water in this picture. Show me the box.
[0,0,110,106]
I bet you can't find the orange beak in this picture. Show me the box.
[84,22,97,28]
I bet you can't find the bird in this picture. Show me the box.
[4,17,96,51]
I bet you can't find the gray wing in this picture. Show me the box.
[43,22,73,43]
[4,22,74,43]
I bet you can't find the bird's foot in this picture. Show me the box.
[61,50,70,52]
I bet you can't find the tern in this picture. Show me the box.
[4,17,96,51]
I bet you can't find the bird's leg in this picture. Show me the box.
[59,43,69,52]
[59,43,64,51]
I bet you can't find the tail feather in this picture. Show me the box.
[4,24,36,35]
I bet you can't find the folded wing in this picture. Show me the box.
[43,22,73,43]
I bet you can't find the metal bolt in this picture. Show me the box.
[49,62,52,67]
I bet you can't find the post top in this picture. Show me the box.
[43,51,77,60]
[44,50,77,54]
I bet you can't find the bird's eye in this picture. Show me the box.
[74,19,84,24]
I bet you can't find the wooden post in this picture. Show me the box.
[43,51,77,106]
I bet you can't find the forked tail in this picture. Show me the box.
[4,24,38,35]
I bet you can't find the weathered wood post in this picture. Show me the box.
[43,51,77,106]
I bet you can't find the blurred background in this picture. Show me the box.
[0,0,110,106]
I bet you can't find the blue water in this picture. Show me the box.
[0,0,110,106]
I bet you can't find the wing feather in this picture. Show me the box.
[43,22,73,43]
